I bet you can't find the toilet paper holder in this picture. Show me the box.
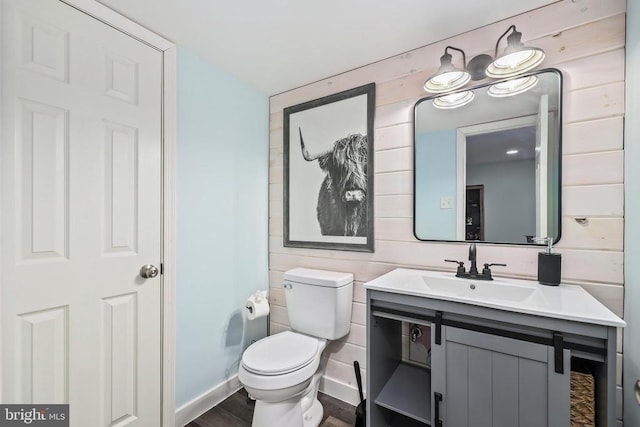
[246,290,268,314]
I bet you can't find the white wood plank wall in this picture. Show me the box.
[268,0,626,418]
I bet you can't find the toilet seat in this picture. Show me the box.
[238,331,327,393]
[241,331,320,375]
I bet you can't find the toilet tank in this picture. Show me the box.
[283,268,353,340]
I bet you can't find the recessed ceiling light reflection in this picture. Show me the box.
[488,75,538,97]
[433,91,475,109]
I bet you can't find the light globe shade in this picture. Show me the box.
[424,69,470,93]
[487,26,545,78]
[424,48,470,93]
[488,75,539,97]
[433,91,475,109]
[486,47,545,78]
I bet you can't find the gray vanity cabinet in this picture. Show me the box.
[431,326,570,427]
[366,288,619,427]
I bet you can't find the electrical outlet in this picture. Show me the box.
[440,196,453,209]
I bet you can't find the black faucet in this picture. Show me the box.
[468,243,478,275]
[445,243,506,280]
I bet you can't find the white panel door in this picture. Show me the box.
[1,0,163,425]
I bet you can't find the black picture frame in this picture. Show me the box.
[283,83,375,252]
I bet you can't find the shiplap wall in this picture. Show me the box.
[268,0,626,420]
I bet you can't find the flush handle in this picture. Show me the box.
[139,264,159,279]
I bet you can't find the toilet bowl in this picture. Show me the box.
[238,331,327,427]
[238,268,354,427]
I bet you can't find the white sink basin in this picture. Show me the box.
[364,268,626,327]
[421,276,538,303]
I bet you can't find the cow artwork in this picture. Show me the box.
[298,128,368,237]
[283,82,374,252]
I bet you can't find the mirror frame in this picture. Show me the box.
[412,68,563,245]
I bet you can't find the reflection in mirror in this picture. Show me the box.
[414,69,562,244]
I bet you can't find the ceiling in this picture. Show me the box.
[467,126,537,165]
[97,0,557,95]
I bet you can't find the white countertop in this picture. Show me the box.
[364,268,626,328]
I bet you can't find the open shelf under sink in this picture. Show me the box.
[374,362,431,425]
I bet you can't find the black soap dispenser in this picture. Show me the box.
[536,237,561,286]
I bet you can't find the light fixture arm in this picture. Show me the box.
[444,46,467,69]
[493,24,517,57]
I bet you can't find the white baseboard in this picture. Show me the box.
[319,375,362,407]
[175,375,241,426]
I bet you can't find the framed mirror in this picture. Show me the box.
[413,69,562,244]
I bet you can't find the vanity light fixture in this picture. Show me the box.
[488,75,539,97]
[432,90,474,109]
[423,26,545,98]
[486,25,545,78]
[424,46,470,93]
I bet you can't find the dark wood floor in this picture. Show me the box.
[186,388,357,427]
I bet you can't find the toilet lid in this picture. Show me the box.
[241,331,320,376]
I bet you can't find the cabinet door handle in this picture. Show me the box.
[434,392,443,427]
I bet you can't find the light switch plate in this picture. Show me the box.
[440,196,453,209]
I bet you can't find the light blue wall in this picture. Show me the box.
[415,129,457,240]
[624,1,640,423]
[175,47,269,408]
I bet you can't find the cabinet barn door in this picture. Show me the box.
[1,0,163,425]
[431,326,570,427]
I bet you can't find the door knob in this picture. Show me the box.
[139,264,159,279]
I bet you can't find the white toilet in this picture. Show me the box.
[239,268,353,427]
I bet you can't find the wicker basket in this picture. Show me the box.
[570,370,596,427]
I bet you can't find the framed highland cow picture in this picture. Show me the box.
[283,83,375,252]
